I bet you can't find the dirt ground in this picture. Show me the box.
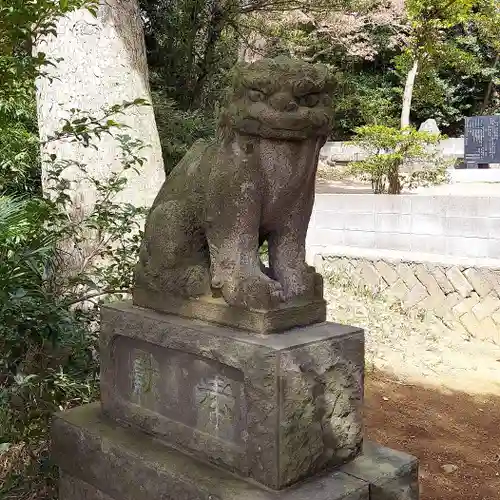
[323,264,500,499]
[365,370,500,500]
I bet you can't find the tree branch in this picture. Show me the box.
[64,288,132,307]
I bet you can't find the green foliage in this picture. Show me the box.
[0,0,99,196]
[253,0,500,135]
[399,0,500,127]
[346,125,448,194]
[140,0,238,110]
[152,93,216,174]
[0,3,152,497]
[0,103,149,498]
[334,72,400,138]
[0,116,41,195]
[139,0,236,174]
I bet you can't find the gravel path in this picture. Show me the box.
[324,275,500,395]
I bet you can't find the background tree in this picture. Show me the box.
[345,125,448,194]
[138,0,368,168]
[473,0,500,112]
[0,3,166,497]
[398,0,491,129]
[0,0,95,196]
[36,0,165,210]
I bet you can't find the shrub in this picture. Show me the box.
[0,103,149,499]
[152,92,216,174]
[345,125,449,194]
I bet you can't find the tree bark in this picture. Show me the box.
[35,0,165,211]
[482,54,499,113]
[401,58,419,129]
[190,0,225,107]
[34,0,165,279]
[388,163,402,195]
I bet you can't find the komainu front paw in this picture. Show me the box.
[222,273,285,310]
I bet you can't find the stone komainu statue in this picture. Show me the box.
[134,57,334,310]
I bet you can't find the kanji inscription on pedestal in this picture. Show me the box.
[196,376,236,441]
[130,349,161,410]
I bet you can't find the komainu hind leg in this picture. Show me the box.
[134,199,211,297]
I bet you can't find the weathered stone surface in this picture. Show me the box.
[428,266,455,294]
[418,118,440,135]
[278,334,364,486]
[134,57,334,313]
[402,282,427,309]
[60,473,114,500]
[133,277,326,335]
[395,263,418,288]
[444,292,461,309]
[414,264,445,301]
[358,261,386,293]
[385,279,410,301]
[53,403,369,500]
[475,316,499,342]
[446,266,473,298]
[375,261,399,286]
[452,292,480,316]
[463,268,493,297]
[325,255,500,343]
[471,292,500,321]
[340,442,419,500]
[100,302,365,490]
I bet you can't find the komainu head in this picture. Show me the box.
[219,57,335,141]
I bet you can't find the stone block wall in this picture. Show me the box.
[318,253,500,344]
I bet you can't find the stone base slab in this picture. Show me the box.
[100,302,364,489]
[53,404,418,500]
[53,404,367,500]
[342,442,419,500]
[133,288,326,334]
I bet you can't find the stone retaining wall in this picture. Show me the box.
[317,253,500,344]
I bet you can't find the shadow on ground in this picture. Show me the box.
[365,370,500,500]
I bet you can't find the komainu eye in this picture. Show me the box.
[248,89,266,102]
[300,93,321,107]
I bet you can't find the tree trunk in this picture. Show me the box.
[190,1,225,107]
[35,0,165,211]
[482,54,499,113]
[388,163,402,195]
[35,0,165,279]
[401,58,419,129]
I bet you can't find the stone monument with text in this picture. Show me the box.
[465,115,500,168]
[51,57,419,500]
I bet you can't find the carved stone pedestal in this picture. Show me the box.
[100,302,364,489]
[51,301,419,500]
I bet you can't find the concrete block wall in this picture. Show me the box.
[316,251,500,344]
[320,138,464,165]
[307,194,500,260]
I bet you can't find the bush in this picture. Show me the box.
[345,125,449,194]
[0,102,150,498]
[0,104,41,196]
[152,92,216,174]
